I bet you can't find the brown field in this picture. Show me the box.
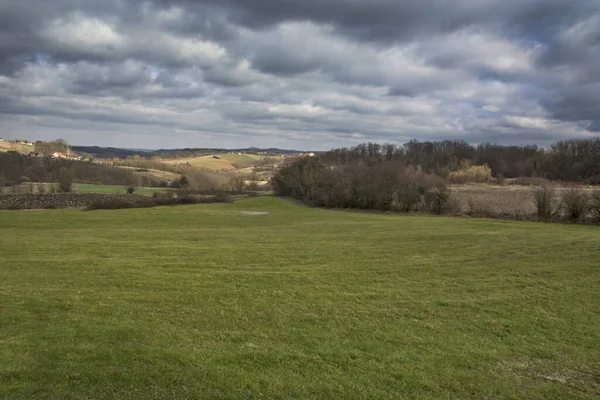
[161,153,265,171]
[450,184,599,218]
[117,166,182,182]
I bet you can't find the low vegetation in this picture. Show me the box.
[0,193,146,210]
[84,193,230,210]
[276,143,600,224]
[1,197,598,399]
[447,163,492,183]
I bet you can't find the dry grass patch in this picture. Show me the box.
[450,184,599,220]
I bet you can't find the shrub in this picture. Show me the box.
[229,175,245,193]
[179,175,189,188]
[590,191,600,223]
[84,194,231,211]
[214,192,231,203]
[425,184,451,215]
[562,187,589,222]
[126,187,135,195]
[246,181,260,191]
[533,185,559,220]
[448,164,492,184]
[58,167,74,193]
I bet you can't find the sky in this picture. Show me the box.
[0,0,599,150]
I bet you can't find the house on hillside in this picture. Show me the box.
[51,151,81,160]
[28,152,41,158]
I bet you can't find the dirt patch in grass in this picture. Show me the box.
[238,211,270,215]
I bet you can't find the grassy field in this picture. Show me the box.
[74,183,166,196]
[0,197,599,399]
[0,141,33,154]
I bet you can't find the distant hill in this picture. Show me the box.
[154,147,304,155]
[71,146,149,158]
[73,146,312,158]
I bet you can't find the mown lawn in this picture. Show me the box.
[0,197,599,399]
[74,183,166,196]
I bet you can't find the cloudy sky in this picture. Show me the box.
[1,0,599,150]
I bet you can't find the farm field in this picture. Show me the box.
[450,184,600,217]
[74,183,166,196]
[161,153,264,170]
[0,141,33,154]
[0,197,599,399]
[115,166,182,183]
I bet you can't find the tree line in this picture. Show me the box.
[321,138,600,183]
[272,137,600,216]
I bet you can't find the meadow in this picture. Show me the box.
[0,197,599,399]
[74,183,166,196]
[0,141,33,154]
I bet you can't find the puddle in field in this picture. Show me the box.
[238,210,270,215]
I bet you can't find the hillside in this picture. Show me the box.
[160,153,265,171]
[0,140,34,154]
[71,145,307,159]
[71,146,147,159]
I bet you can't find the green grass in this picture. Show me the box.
[0,197,599,399]
[0,141,32,154]
[74,183,166,196]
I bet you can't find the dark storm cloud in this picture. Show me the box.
[0,0,598,148]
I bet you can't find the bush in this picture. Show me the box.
[246,181,260,191]
[58,167,74,193]
[229,176,245,193]
[126,187,135,195]
[590,191,600,223]
[425,184,451,215]
[562,187,589,222]
[533,185,559,220]
[448,164,492,184]
[214,192,231,203]
[170,176,189,189]
[84,194,231,211]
